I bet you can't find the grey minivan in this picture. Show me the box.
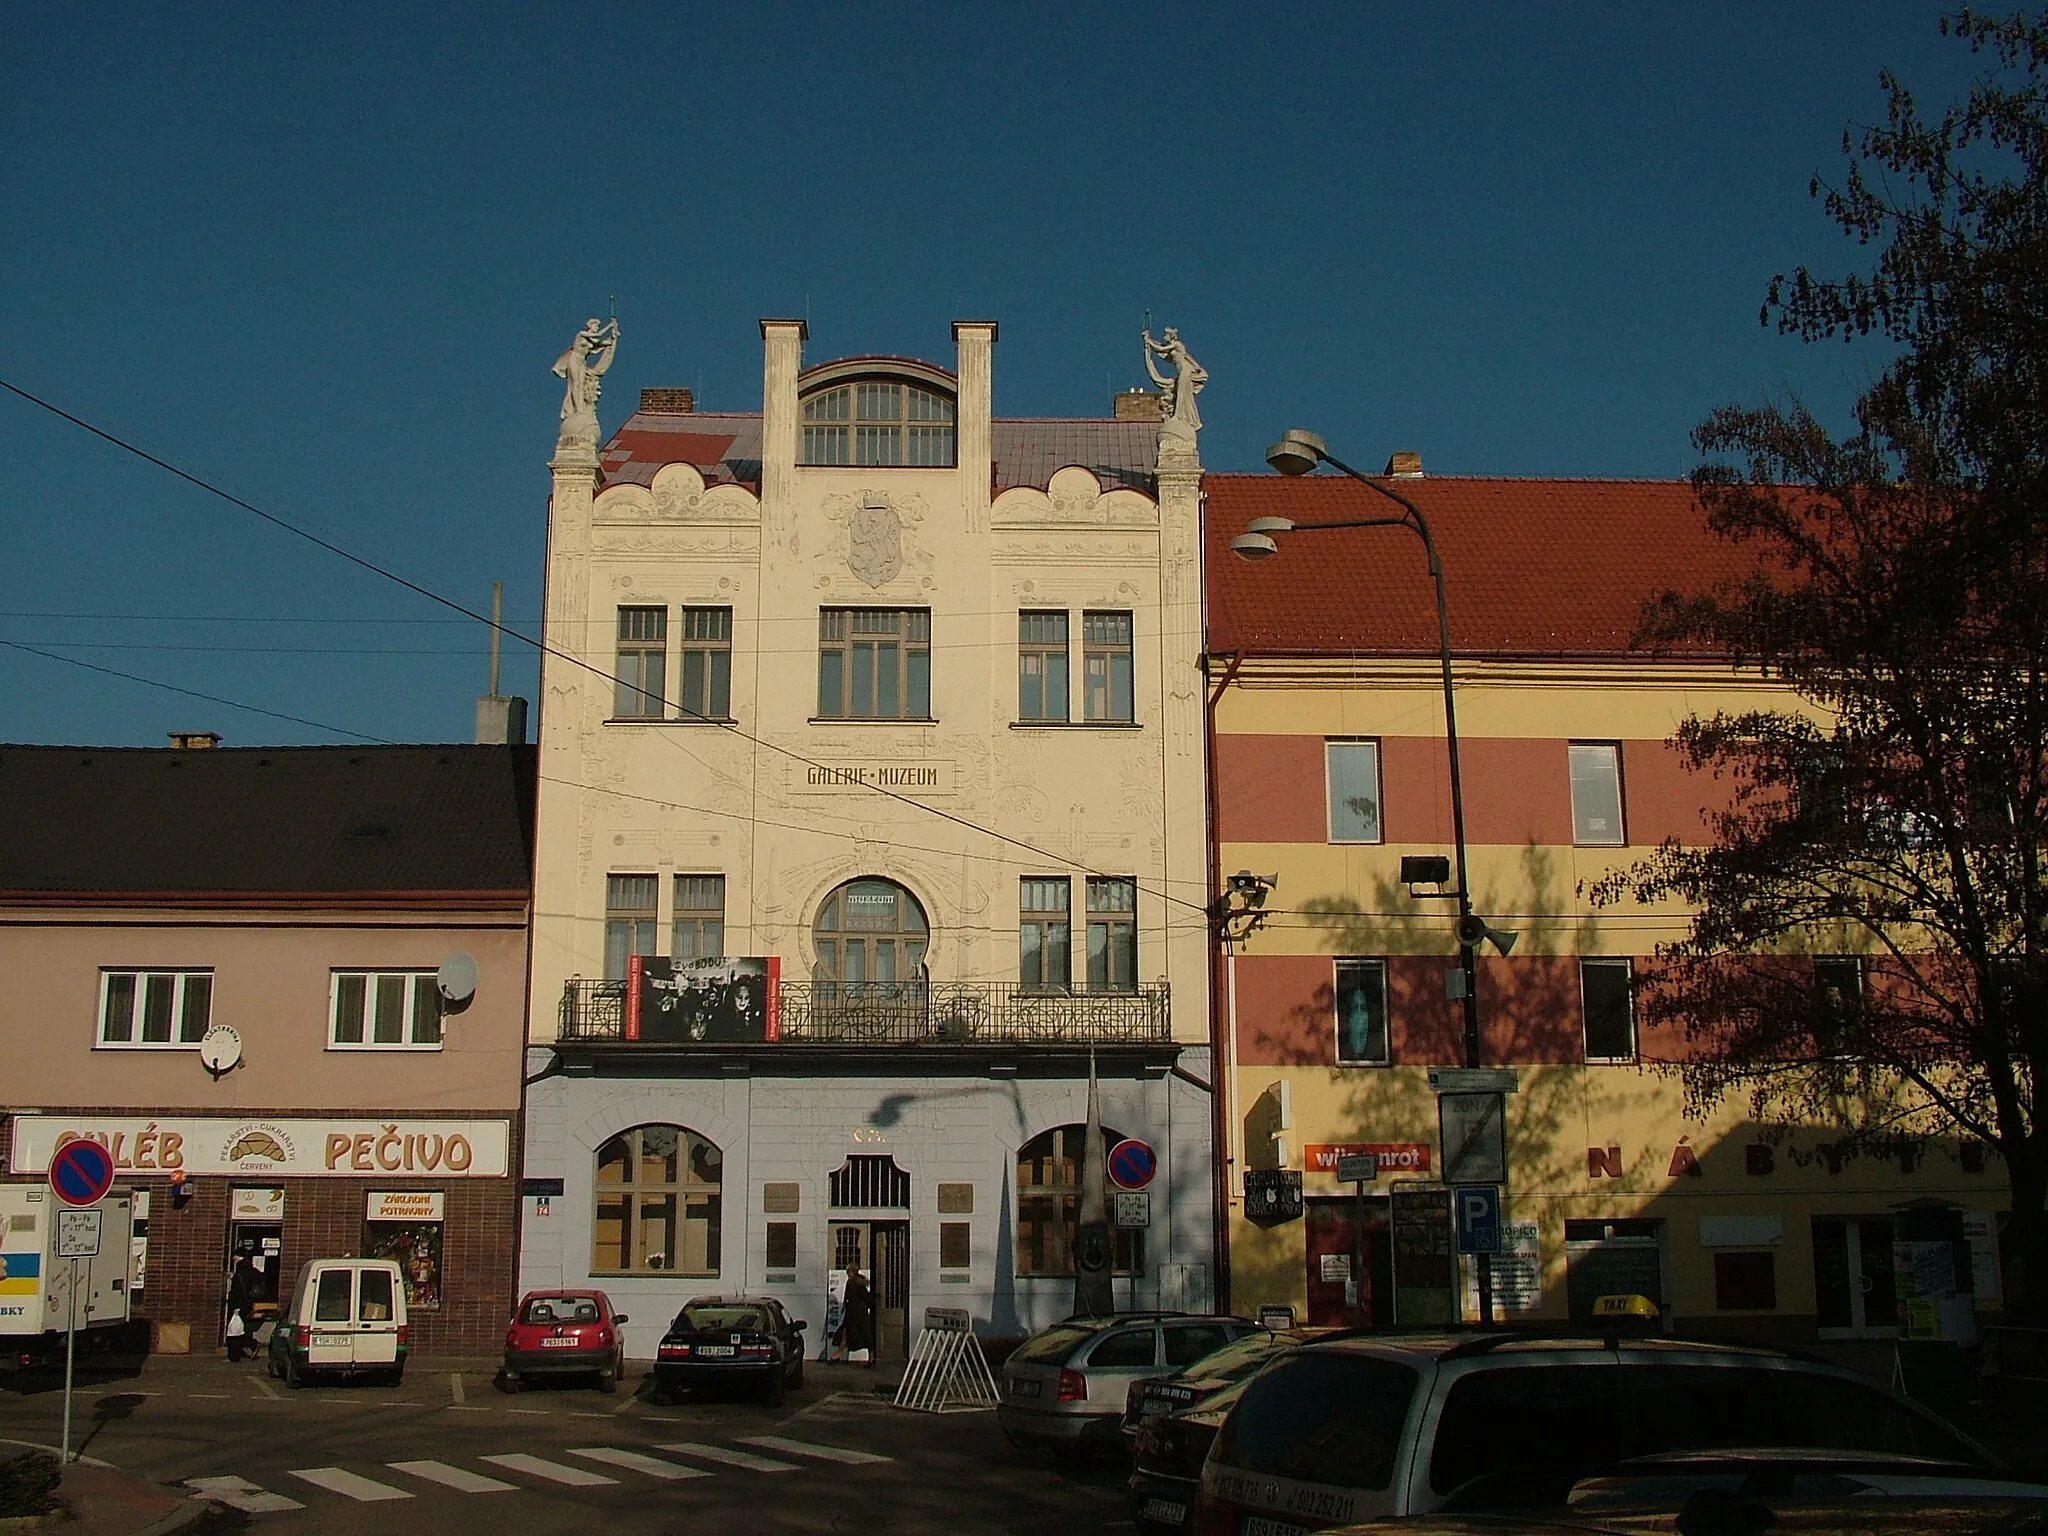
[999,1313,1259,1452]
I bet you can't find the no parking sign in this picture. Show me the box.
[1107,1138,1157,1192]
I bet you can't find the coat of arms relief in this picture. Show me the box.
[821,491,932,590]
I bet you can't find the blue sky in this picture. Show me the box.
[0,3,1991,747]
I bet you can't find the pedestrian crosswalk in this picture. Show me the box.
[184,1433,891,1513]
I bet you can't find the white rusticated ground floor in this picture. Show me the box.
[516,1046,1216,1361]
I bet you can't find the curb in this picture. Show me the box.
[130,1498,215,1536]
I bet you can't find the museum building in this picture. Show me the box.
[517,319,1216,1358]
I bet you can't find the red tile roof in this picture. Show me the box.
[1204,474,1760,658]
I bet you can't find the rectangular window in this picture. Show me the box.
[1018,612,1069,722]
[676,607,732,721]
[1086,877,1138,993]
[1581,958,1637,1061]
[1334,959,1391,1065]
[1569,742,1626,846]
[604,874,659,982]
[97,969,213,1047]
[939,1221,972,1270]
[1019,877,1072,992]
[817,609,931,719]
[765,1222,798,1270]
[672,875,726,962]
[1326,741,1383,843]
[1813,956,1863,1055]
[614,606,667,719]
[1713,1251,1778,1310]
[329,971,443,1049]
[1082,611,1135,723]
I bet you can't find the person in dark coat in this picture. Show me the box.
[835,1264,876,1366]
[224,1257,259,1362]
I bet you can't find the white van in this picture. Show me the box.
[266,1258,407,1387]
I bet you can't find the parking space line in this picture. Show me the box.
[289,1467,415,1501]
[567,1447,709,1480]
[481,1452,618,1487]
[450,1372,466,1406]
[389,1459,517,1493]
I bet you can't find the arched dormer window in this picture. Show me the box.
[802,376,956,466]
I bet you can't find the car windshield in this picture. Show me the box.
[680,1305,768,1331]
[1428,1362,1986,1500]
[1177,1330,1285,1384]
[1013,1324,1098,1364]
[522,1296,600,1325]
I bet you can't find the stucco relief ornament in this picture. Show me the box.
[847,498,905,588]
[552,315,619,454]
[1144,326,1207,442]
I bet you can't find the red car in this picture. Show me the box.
[501,1290,628,1393]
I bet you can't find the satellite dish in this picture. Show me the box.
[199,1025,244,1079]
[437,952,479,1005]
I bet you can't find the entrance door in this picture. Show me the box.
[228,1222,283,1321]
[827,1220,911,1362]
[1814,1217,1898,1336]
[1304,1196,1392,1327]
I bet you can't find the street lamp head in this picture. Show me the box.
[1266,429,1329,477]
[1245,516,1295,536]
[1230,532,1279,561]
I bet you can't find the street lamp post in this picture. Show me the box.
[1235,429,1511,1324]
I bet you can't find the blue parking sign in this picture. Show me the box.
[1454,1185,1501,1255]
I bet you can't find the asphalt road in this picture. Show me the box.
[0,1354,1129,1536]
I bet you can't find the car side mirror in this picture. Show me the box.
[613,1314,629,1325]
[793,1319,807,1330]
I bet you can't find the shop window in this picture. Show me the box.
[614,606,667,719]
[1015,1124,1143,1277]
[1714,1251,1778,1310]
[1569,742,1627,846]
[765,1222,798,1270]
[817,608,932,719]
[1326,741,1382,843]
[677,606,733,721]
[1020,877,1072,992]
[329,971,443,1049]
[1082,611,1134,722]
[672,875,726,962]
[593,1124,722,1277]
[1018,611,1069,721]
[939,1222,972,1270]
[363,1192,443,1311]
[1581,958,1637,1062]
[604,874,659,982]
[1086,877,1138,994]
[1334,958,1390,1065]
[97,968,212,1047]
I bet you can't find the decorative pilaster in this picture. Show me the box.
[953,321,997,535]
[760,319,807,538]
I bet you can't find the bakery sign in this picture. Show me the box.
[6,1116,510,1179]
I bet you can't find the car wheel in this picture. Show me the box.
[284,1355,304,1390]
[789,1356,805,1390]
[385,1367,405,1388]
[648,1388,671,1407]
[497,1371,521,1394]
[598,1365,617,1395]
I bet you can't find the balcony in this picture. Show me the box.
[556,978,1170,1047]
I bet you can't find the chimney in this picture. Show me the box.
[475,580,530,744]
[1114,389,1163,422]
[638,387,695,415]
[1384,451,1424,478]
[167,731,220,750]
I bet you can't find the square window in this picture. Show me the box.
[1581,958,1636,1061]
[1569,743,1627,846]
[1326,741,1383,843]
[818,609,931,719]
[97,969,213,1048]
[1714,1250,1777,1310]
[1334,959,1390,1065]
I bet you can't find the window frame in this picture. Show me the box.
[676,606,733,722]
[328,969,445,1051]
[96,968,214,1049]
[800,380,956,467]
[1085,876,1138,994]
[816,608,933,721]
[1017,611,1070,723]
[1333,957,1392,1066]
[1081,611,1135,724]
[1568,741,1628,848]
[1019,877,1073,993]
[1580,957,1638,1063]
[672,874,727,963]
[604,873,660,982]
[1326,739,1384,844]
[613,605,668,720]
[592,1123,723,1278]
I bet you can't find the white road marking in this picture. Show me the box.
[252,1380,280,1401]
[185,1475,304,1514]
[388,1459,517,1493]
[739,1434,890,1465]
[289,1467,414,1501]
[450,1371,466,1406]
[568,1446,709,1480]
[448,1405,493,1413]
[504,1408,550,1415]
[657,1441,799,1473]
[481,1452,619,1487]
[187,1393,230,1400]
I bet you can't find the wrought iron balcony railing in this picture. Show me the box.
[556,977,1170,1046]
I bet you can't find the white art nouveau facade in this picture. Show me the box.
[518,319,1215,1358]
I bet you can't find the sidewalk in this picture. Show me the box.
[0,1443,205,1536]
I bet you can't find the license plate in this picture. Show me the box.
[1155,1384,1196,1405]
[540,1337,579,1348]
[1010,1378,1040,1399]
[696,1345,735,1357]
[1241,1519,1309,1536]
[1141,1498,1188,1526]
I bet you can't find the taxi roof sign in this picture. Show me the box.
[1591,1293,1660,1320]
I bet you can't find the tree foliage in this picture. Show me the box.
[1597,9,2048,1316]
